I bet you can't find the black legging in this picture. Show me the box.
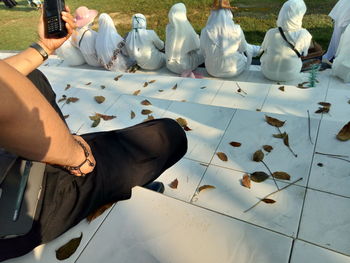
[0,70,187,261]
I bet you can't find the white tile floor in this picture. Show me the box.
[2,53,350,262]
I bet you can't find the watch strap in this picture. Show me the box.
[29,43,49,61]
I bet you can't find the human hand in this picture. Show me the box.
[37,5,76,55]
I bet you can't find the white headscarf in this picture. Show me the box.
[165,3,200,62]
[95,13,124,66]
[277,0,312,55]
[125,14,149,59]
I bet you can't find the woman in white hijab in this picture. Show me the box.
[72,6,101,67]
[260,0,312,81]
[125,14,165,70]
[165,3,204,74]
[95,13,134,72]
[200,0,251,78]
[323,0,350,63]
[332,24,350,82]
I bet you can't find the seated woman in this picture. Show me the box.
[200,0,251,78]
[165,3,204,75]
[72,6,101,67]
[332,24,350,82]
[95,13,134,72]
[125,14,165,70]
[260,0,312,82]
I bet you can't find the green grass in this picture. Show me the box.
[0,0,338,51]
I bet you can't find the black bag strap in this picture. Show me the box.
[278,27,301,58]
[78,28,90,48]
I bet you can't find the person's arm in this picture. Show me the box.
[4,7,75,76]
[151,31,165,51]
[0,60,95,176]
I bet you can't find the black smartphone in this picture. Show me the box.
[43,0,67,38]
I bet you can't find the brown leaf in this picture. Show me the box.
[278,86,285,92]
[263,145,273,152]
[143,82,149,87]
[148,79,156,84]
[85,82,92,86]
[114,74,123,81]
[169,178,178,189]
[283,134,290,147]
[315,107,330,114]
[250,171,269,183]
[63,114,69,119]
[253,150,264,162]
[184,125,192,131]
[133,90,141,96]
[198,185,216,193]
[65,84,71,90]
[348,99,350,104]
[58,95,67,103]
[256,109,261,112]
[318,102,331,108]
[96,113,116,121]
[241,174,251,189]
[229,141,242,147]
[56,233,83,260]
[141,109,153,115]
[273,132,287,139]
[141,99,152,106]
[66,97,79,104]
[130,110,136,119]
[181,99,187,102]
[86,202,114,223]
[272,171,290,180]
[144,115,155,122]
[158,89,164,92]
[261,198,276,204]
[94,96,105,104]
[91,118,101,127]
[216,152,228,162]
[297,81,309,89]
[200,86,206,89]
[100,85,106,89]
[176,117,188,127]
[172,83,178,90]
[265,115,285,127]
[337,121,350,141]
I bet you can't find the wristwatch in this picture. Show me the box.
[29,43,49,61]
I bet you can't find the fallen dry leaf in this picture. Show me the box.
[198,185,216,193]
[141,109,153,115]
[65,84,71,91]
[256,109,261,112]
[176,117,188,127]
[58,95,67,103]
[261,198,276,204]
[200,86,206,89]
[158,89,164,92]
[184,125,192,131]
[283,134,290,147]
[318,102,331,107]
[265,115,285,127]
[63,114,69,119]
[85,82,92,86]
[278,86,285,92]
[273,132,287,139]
[216,152,228,162]
[143,82,149,87]
[130,110,136,119]
[169,179,178,189]
[96,113,116,121]
[56,233,83,260]
[133,90,141,96]
[141,99,152,106]
[253,150,264,162]
[229,141,242,147]
[263,145,273,152]
[91,118,101,127]
[250,171,269,183]
[148,79,156,84]
[172,83,178,90]
[336,121,350,141]
[241,174,251,189]
[114,74,123,81]
[94,96,105,104]
[100,85,106,89]
[144,115,154,122]
[272,171,290,180]
[297,81,309,89]
[87,202,114,223]
[315,107,330,114]
[66,97,79,104]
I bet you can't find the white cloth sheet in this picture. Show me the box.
[56,37,86,66]
[260,0,312,81]
[165,3,204,74]
[332,24,350,82]
[200,9,251,78]
[125,14,165,70]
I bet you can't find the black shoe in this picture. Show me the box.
[143,181,165,193]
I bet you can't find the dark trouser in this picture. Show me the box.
[0,70,187,261]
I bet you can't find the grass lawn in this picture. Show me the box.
[0,0,338,51]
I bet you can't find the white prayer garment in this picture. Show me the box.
[323,0,350,61]
[72,26,101,67]
[165,3,204,74]
[332,24,350,83]
[56,37,86,66]
[200,9,251,78]
[260,0,312,81]
[125,14,165,70]
[95,13,134,72]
